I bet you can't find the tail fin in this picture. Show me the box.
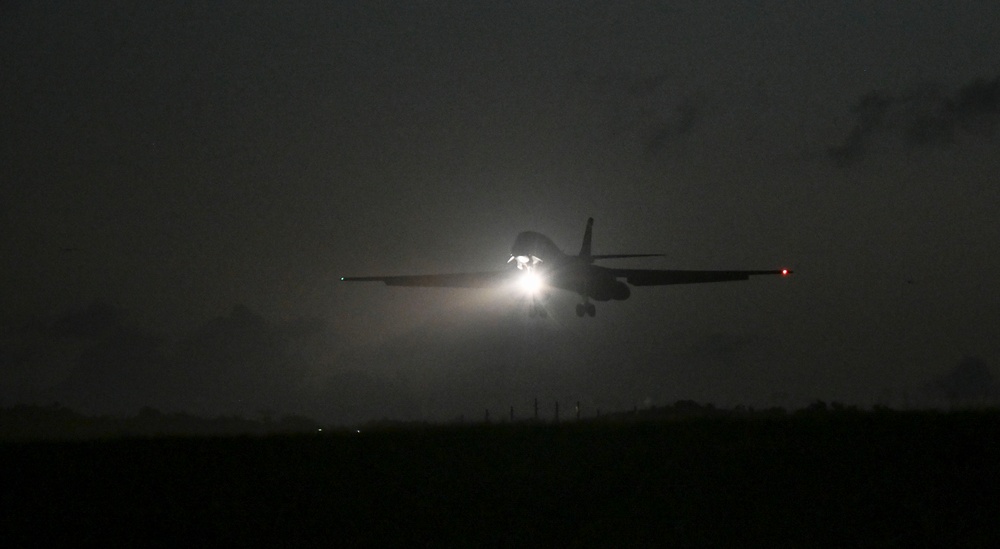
[580,217,664,261]
[579,217,594,258]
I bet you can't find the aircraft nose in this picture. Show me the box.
[510,255,542,270]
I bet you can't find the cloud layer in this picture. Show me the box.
[830,76,999,166]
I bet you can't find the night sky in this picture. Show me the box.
[3,1,999,424]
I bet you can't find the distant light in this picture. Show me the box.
[356,429,361,434]
[781,269,789,276]
[317,428,323,432]
[340,277,345,281]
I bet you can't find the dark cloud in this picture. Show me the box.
[925,357,998,406]
[167,305,324,417]
[44,302,127,340]
[54,322,167,414]
[828,91,897,166]
[0,0,29,19]
[586,69,705,156]
[1,302,167,413]
[952,76,1000,134]
[829,76,1000,166]
[645,99,701,156]
[0,303,357,420]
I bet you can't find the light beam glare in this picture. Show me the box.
[518,270,544,295]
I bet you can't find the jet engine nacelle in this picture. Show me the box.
[590,276,631,301]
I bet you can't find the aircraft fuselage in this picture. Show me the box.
[511,231,631,302]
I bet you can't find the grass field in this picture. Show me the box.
[4,412,999,546]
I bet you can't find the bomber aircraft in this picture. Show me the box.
[341,218,791,317]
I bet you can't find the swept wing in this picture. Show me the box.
[341,271,516,288]
[607,268,790,286]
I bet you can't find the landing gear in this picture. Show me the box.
[575,302,596,317]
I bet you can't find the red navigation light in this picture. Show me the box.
[781,269,790,276]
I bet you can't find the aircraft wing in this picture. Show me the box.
[607,268,791,286]
[341,271,517,288]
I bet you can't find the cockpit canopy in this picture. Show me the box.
[510,231,563,263]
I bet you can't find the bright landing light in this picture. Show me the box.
[518,270,544,294]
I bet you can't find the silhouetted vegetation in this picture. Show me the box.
[0,404,320,440]
[4,399,1000,440]
[3,404,999,545]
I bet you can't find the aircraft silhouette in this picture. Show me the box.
[342,218,791,317]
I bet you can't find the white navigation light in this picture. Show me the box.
[518,270,543,294]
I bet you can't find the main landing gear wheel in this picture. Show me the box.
[576,303,596,317]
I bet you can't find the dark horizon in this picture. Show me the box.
[6,394,1000,442]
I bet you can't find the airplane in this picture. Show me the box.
[341,218,791,317]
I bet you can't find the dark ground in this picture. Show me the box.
[3,411,999,547]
